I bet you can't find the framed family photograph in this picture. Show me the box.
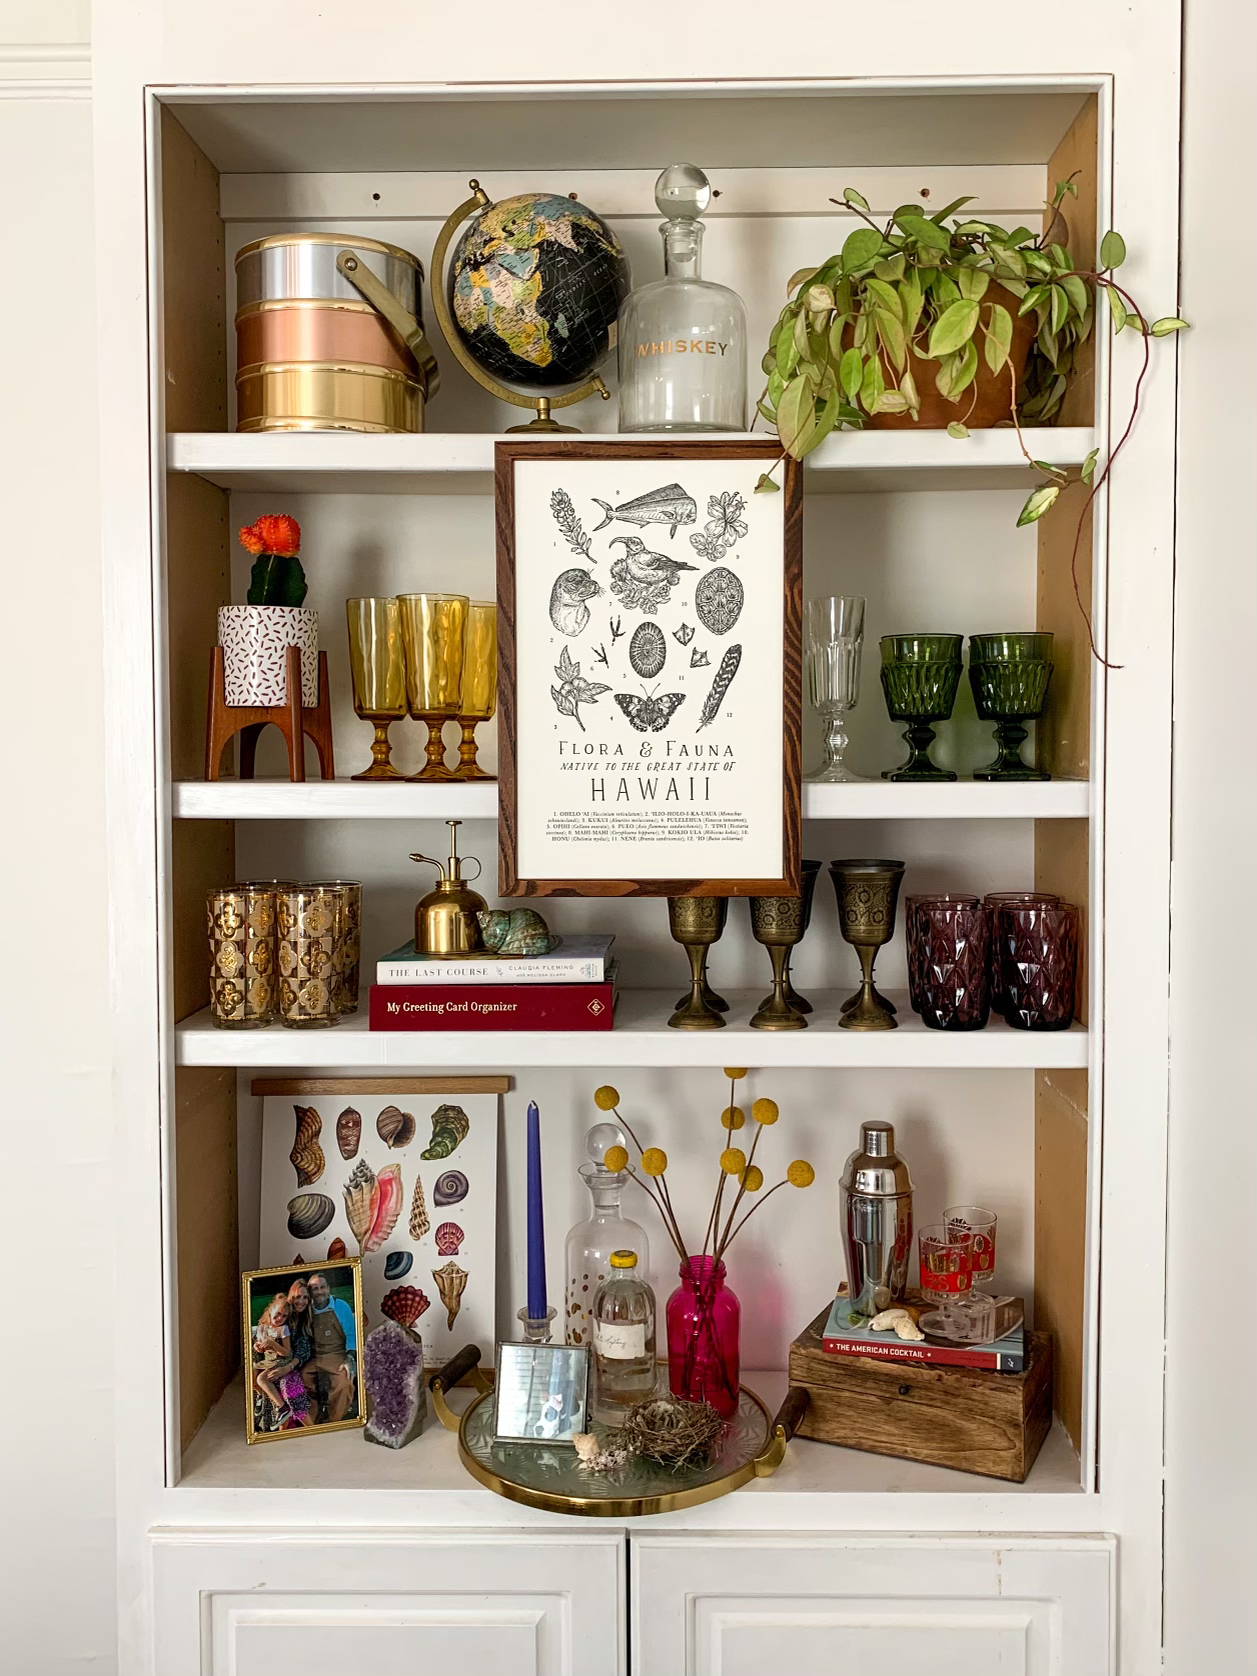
[242,1259,366,1444]
[493,1342,590,1446]
[495,439,802,897]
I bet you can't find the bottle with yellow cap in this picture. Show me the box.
[590,1249,657,1422]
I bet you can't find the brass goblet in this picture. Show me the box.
[748,895,808,1031]
[346,597,408,780]
[455,600,498,781]
[667,896,729,1030]
[829,859,906,1031]
[755,859,820,1016]
[398,592,469,782]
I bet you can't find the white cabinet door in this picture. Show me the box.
[152,1529,624,1676]
[632,1535,1112,1676]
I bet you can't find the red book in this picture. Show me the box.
[369,980,617,1031]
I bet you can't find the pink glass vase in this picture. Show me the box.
[666,1255,740,1418]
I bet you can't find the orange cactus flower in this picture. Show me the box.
[239,514,301,557]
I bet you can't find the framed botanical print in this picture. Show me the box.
[495,439,801,897]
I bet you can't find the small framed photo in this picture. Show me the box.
[493,1341,590,1446]
[243,1259,366,1444]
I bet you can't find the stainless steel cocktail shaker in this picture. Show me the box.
[840,1120,914,1315]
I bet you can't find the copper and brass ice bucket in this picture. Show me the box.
[234,233,437,433]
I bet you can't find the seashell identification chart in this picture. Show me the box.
[496,440,801,896]
[259,1085,498,1365]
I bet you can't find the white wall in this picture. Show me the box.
[1164,1,1257,1668]
[0,5,115,1673]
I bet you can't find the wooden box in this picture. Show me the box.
[788,1307,1054,1482]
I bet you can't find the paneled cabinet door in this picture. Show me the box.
[631,1535,1113,1676]
[152,1529,625,1676]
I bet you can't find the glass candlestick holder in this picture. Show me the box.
[516,1306,557,1345]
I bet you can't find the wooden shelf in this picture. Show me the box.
[167,427,1097,498]
[176,988,1087,1069]
[172,778,1090,821]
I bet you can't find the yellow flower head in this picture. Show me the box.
[741,1164,764,1192]
[720,1104,746,1131]
[641,1147,668,1177]
[787,1159,816,1188]
[751,1097,779,1125]
[723,1067,748,1081]
[603,1144,629,1173]
[720,1146,746,1175]
[594,1085,620,1111]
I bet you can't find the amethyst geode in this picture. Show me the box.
[363,1320,426,1449]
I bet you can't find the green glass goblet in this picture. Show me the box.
[879,634,964,782]
[968,632,1055,781]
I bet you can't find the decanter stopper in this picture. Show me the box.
[586,1120,628,1173]
[654,162,711,222]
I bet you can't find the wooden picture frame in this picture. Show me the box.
[496,439,802,897]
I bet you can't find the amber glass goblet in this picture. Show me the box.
[748,895,808,1031]
[346,596,407,780]
[667,896,728,1030]
[968,632,1054,781]
[879,634,963,781]
[455,600,498,781]
[398,592,468,782]
[828,858,905,1030]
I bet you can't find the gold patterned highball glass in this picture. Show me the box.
[307,877,363,1013]
[207,884,279,1028]
[276,885,344,1028]
[455,600,499,781]
[346,596,408,781]
[828,858,906,1031]
[748,895,808,1031]
[666,896,729,1030]
[398,592,469,782]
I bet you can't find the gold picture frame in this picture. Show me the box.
[242,1258,366,1444]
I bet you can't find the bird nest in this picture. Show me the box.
[617,1395,727,1471]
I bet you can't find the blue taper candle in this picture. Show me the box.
[526,1100,547,1318]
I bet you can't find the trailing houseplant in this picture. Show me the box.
[756,181,1187,657]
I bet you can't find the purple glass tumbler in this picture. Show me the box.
[984,891,1059,1016]
[910,901,992,1031]
[997,901,1080,1030]
[905,894,981,1014]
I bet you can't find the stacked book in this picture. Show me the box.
[820,1292,1027,1373]
[368,936,617,1031]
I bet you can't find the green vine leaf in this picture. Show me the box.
[1100,230,1127,270]
[839,347,863,403]
[776,375,815,458]
[947,421,969,439]
[927,298,980,358]
[842,187,871,213]
[754,472,781,494]
[957,267,990,302]
[1151,316,1189,336]
[841,227,884,272]
[982,303,1013,374]
[1017,484,1062,527]
[1081,447,1100,485]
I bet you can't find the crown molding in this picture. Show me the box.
[0,41,90,92]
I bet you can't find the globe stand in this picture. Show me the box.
[432,179,615,433]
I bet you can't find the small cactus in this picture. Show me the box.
[239,514,307,607]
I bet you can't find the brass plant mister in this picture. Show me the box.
[410,820,488,956]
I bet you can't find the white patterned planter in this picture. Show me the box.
[217,605,318,708]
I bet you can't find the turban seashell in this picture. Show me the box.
[421,1104,470,1160]
[434,1221,464,1256]
[376,1104,416,1149]
[694,567,744,636]
[336,1106,362,1160]
[287,1192,335,1240]
[380,1285,430,1329]
[384,1250,413,1280]
[476,909,558,958]
[289,1105,325,1187]
[433,1170,468,1206]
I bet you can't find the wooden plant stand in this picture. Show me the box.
[205,644,335,782]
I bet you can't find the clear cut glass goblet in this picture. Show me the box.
[806,595,868,783]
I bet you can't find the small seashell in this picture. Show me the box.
[327,1237,347,1260]
[384,1250,413,1280]
[421,1104,470,1160]
[289,1104,325,1187]
[432,1260,468,1329]
[434,1221,464,1256]
[869,1308,911,1332]
[433,1169,468,1206]
[377,1104,416,1149]
[287,1192,335,1240]
[892,1316,926,1341]
[409,1173,430,1240]
[694,567,744,636]
[380,1285,431,1328]
[476,908,559,958]
[336,1106,362,1160]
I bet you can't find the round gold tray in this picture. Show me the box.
[430,1348,806,1518]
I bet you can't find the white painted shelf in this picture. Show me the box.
[167,427,1097,497]
[176,988,1086,1069]
[172,777,1090,820]
[176,1373,1084,1530]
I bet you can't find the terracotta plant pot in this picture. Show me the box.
[217,604,319,708]
[853,282,1036,430]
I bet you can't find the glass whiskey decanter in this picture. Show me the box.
[591,1249,657,1422]
[564,1121,650,1349]
[617,162,747,432]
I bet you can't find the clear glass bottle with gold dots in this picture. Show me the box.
[564,1122,650,1348]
